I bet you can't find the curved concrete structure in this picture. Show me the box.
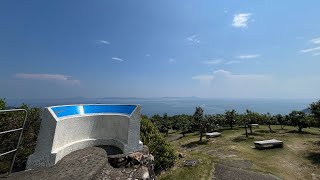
[27,104,143,169]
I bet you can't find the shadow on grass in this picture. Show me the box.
[232,136,254,142]
[218,127,241,132]
[306,152,320,164]
[254,129,276,133]
[313,141,320,146]
[241,132,265,137]
[181,140,209,149]
[287,130,318,135]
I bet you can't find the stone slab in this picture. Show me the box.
[7,147,108,180]
[254,139,283,149]
[206,132,221,138]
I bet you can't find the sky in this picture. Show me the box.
[1,0,320,99]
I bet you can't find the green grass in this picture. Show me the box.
[159,152,216,180]
[160,125,320,180]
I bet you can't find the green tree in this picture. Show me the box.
[205,115,220,132]
[289,110,307,132]
[245,110,260,134]
[140,118,176,171]
[243,110,260,136]
[225,109,237,129]
[241,112,250,137]
[193,106,206,141]
[310,100,320,126]
[0,98,5,110]
[274,114,286,130]
[263,113,274,132]
[177,115,192,137]
[150,114,170,135]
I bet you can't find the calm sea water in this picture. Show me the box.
[7,97,316,116]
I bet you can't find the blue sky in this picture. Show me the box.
[1,0,320,99]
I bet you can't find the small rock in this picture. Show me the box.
[178,153,185,158]
[184,160,199,167]
[129,152,144,162]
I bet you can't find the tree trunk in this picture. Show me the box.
[268,125,272,132]
[199,132,203,141]
[230,123,233,129]
[280,124,284,130]
[249,125,252,134]
[245,124,248,137]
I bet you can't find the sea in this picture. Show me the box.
[5,97,317,116]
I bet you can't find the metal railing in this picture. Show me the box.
[0,109,28,175]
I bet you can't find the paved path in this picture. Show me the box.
[213,164,281,180]
[6,147,108,180]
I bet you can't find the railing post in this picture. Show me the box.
[0,109,28,176]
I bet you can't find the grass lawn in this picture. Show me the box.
[160,125,320,180]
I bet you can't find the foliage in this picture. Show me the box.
[176,114,192,136]
[274,114,287,129]
[0,98,5,110]
[193,106,206,141]
[140,118,176,171]
[310,100,320,125]
[150,113,171,135]
[263,113,274,132]
[289,110,308,132]
[0,102,41,174]
[225,109,237,129]
[205,115,220,132]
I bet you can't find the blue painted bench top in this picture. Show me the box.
[51,105,137,118]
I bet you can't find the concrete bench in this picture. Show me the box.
[249,124,259,127]
[254,139,283,150]
[27,104,143,169]
[206,132,221,138]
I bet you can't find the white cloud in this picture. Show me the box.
[97,40,110,45]
[14,73,80,85]
[300,46,320,53]
[145,54,151,57]
[187,34,200,44]
[213,70,269,80]
[192,75,214,85]
[112,57,124,62]
[226,60,242,65]
[192,75,214,81]
[203,59,222,65]
[232,13,252,28]
[192,70,270,84]
[300,37,320,55]
[192,70,273,97]
[310,37,320,44]
[169,59,176,64]
[237,54,260,59]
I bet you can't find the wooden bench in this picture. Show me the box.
[254,139,283,150]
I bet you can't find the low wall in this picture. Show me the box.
[27,104,143,169]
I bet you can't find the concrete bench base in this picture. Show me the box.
[254,139,283,150]
[27,104,143,170]
[206,132,221,138]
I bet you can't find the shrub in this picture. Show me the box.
[0,103,41,174]
[140,118,176,172]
